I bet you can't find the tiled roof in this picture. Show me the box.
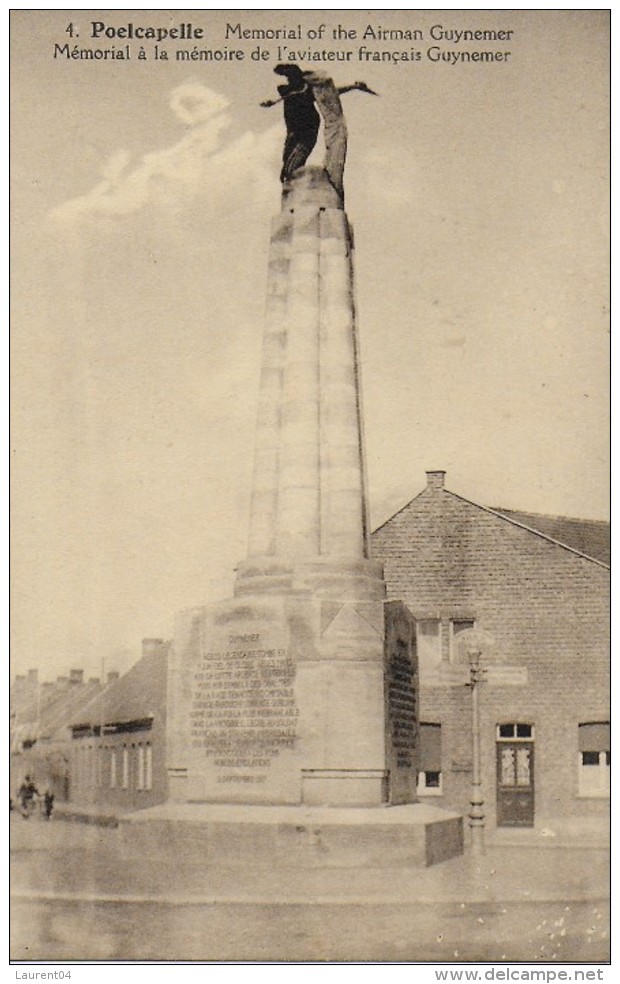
[71,645,168,729]
[10,681,105,747]
[39,682,105,738]
[372,481,609,568]
[489,508,610,566]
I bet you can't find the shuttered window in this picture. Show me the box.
[145,745,153,791]
[417,622,441,674]
[450,619,475,661]
[417,723,442,794]
[578,722,610,796]
[578,723,609,752]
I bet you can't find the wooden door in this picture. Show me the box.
[496,741,534,826]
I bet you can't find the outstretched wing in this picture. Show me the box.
[354,81,379,96]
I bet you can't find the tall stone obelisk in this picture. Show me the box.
[167,76,419,808]
[238,166,383,601]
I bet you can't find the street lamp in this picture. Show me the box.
[458,629,490,855]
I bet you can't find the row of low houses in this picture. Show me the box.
[11,668,118,800]
[11,472,609,834]
[9,656,163,811]
[67,639,169,812]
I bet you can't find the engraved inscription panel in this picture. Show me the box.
[189,632,298,787]
[384,602,419,804]
[388,642,417,770]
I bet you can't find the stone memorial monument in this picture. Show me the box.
[129,71,462,867]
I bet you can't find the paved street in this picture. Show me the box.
[10,814,610,963]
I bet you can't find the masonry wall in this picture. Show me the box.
[70,717,167,813]
[68,643,169,814]
[372,485,610,828]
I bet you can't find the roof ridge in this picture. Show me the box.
[372,488,430,535]
[491,506,609,526]
[446,491,610,568]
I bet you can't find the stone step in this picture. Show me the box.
[118,801,463,869]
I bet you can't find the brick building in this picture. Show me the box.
[55,473,608,831]
[10,669,114,803]
[372,470,610,832]
[68,639,169,813]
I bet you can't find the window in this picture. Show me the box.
[110,750,117,789]
[578,723,610,797]
[145,745,153,791]
[450,619,475,661]
[497,723,534,741]
[417,723,442,795]
[416,621,441,674]
[137,745,145,790]
[122,747,129,789]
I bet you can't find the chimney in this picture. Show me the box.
[106,671,120,684]
[69,669,84,685]
[426,470,446,492]
[88,677,100,686]
[56,675,68,685]
[142,638,164,659]
[27,669,38,684]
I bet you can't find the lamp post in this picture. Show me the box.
[467,644,486,854]
[458,629,489,855]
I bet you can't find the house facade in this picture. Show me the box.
[10,669,114,803]
[371,470,610,832]
[68,639,169,813]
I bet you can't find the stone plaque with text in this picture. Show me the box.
[178,599,302,803]
[384,601,419,804]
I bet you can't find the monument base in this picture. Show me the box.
[118,802,464,869]
[167,591,420,808]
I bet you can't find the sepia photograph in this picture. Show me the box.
[10,7,610,965]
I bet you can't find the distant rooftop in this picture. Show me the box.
[71,640,168,731]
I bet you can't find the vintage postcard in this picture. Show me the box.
[10,8,610,966]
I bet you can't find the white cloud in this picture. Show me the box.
[100,149,132,183]
[169,82,229,125]
[51,83,279,224]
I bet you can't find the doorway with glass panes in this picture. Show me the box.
[496,723,535,826]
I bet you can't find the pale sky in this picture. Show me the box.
[11,9,609,680]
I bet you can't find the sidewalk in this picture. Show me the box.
[11,811,610,962]
[12,811,609,907]
[487,816,609,850]
[53,801,610,845]
[53,802,119,827]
